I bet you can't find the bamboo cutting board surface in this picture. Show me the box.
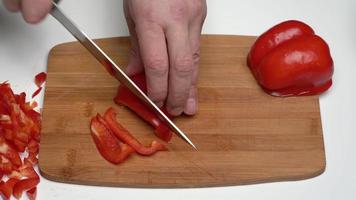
[39,35,326,187]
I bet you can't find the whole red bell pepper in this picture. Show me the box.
[247,20,334,96]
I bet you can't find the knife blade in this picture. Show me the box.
[50,1,197,149]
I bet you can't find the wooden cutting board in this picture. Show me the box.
[39,35,326,187]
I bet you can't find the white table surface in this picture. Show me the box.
[1,0,355,199]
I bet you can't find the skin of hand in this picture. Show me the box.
[124,0,207,116]
[3,0,52,24]
[4,0,207,116]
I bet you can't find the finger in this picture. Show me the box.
[21,0,52,24]
[136,23,169,108]
[166,25,194,116]
[3,0,21,12]
[123,1,143,76]
[184,13,205,115]
[126,48,144,76]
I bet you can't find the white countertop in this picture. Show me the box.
[1,0,355,199]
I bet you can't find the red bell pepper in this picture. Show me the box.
[32,87,43,98]
[0,155,13,174]
[13,178,40,199]
[247,20,334,96]
[26,187,37,200]
[90,115,134,164]
[0,178,20,199]
[0,136,22,167]
[1,80,42,199]
[34,72,47,88]
[103,107,167,156]
[115,73,173,142]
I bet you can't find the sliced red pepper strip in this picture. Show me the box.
[26,187,37,200]
[34,72,47,88]
[31,87,43,98]
[13,178,40,199]
[115,73,173,142]
[0,136,22,167]
[103,107,167,156]
[90,115,134,164]
[0,178,20,200]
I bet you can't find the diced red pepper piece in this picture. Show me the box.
[0,83,16,105]
[90,115,134,164]
[27,139,39,154]
[0,136,22,167]
[0,155,13,174]
[24,153,38,167]
[104,107,167,156]
[31,87,43,98]
[34,72,47,88]
[26,187,37,200]
[115,73,173,142]
[0,178,20,200]
[13,178,40,199]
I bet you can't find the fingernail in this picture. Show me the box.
[168,107,183,116]
[184,98,197,115]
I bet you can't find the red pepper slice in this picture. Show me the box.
[34,72,47,88]
[26,187,37,200]
[24,153,38,167]
[0,178,20,199]
[103,107,167,156]
[0,136,22,167]
[247,20,334,96]
[90,115,134,164]
[115,73,173,142]
[31,87,43,98]
[27,139,39,155]
[13,178,40,199]
[0,155,13,174]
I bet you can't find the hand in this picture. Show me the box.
[3,0,52,24]
[124,0,207,116]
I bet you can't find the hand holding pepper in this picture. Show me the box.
[123,0,207,116]
[4,0,207,116]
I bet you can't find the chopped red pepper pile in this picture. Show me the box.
[0,72,46,200]
[247,20,334,96]
[90,72,171,164]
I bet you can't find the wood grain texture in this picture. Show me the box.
[39,35,326,187]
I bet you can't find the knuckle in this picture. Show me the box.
[173,55,194,74]
[170,2,189,22]
[191,0,207,19]
[192,51,201,66]
[169,95,186,108]
[145,56,168,75]
[148,89,167,102]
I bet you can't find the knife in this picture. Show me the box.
[50,1,197,149]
